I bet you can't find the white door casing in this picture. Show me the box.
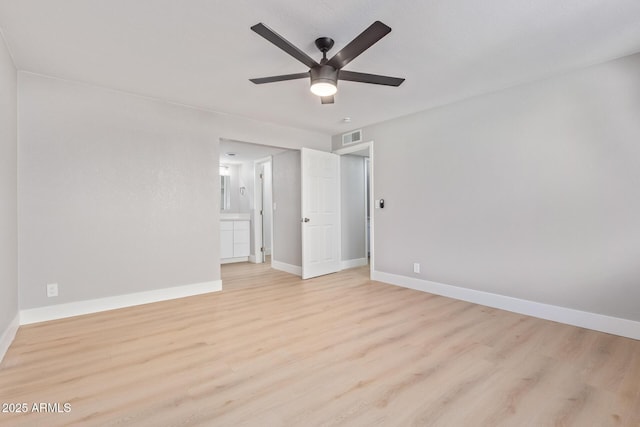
[253,156,272,264]
[301,148,341,279]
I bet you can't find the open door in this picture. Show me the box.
[301,148,341,279]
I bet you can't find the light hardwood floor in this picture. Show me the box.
[1,263,639,426]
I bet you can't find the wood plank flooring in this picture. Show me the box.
[1,263,639,426]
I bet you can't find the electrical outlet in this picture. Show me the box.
[413,263,420,274]
[46,283,58,297]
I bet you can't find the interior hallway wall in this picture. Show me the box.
[332,52,640,323]
[272,151,301,269]
[340,155,367,264]
[0,30,18,360]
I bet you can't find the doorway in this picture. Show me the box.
[218,139,288,272]
[334,141,374,277]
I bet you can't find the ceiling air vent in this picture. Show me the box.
[342,129,362,146]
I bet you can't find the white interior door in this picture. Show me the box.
[301,148,341,279]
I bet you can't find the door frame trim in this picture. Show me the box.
[253,156,273,265]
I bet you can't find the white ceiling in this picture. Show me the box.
[1,0,640,135]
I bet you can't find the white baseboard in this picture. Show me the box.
[20,280,222,325]
[221,257,249,264]
[341,258,368,270]
[372,270,640,341]
[0,312,20,364]
[248,255,258,263]
[272,260,302,276]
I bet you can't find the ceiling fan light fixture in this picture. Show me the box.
[310,65,338,97]
[310,81,337,97]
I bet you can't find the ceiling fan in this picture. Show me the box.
[249,21,405,104]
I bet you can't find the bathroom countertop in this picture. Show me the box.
[220,213,251,221]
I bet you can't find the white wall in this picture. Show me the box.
[333,52,640,325]
[340,155,367,262]
[18,73,329,310]
[272,151,302,268]
[0,32,18,360]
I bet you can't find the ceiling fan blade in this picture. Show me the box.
[251,23,319,69]
[338,70,404,86]
[321,95,335,104]
[250,72,309,84]
[326,21,391,70]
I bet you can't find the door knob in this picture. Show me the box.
[302,218,310,222]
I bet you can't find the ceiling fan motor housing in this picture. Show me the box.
[310,65,338,87]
